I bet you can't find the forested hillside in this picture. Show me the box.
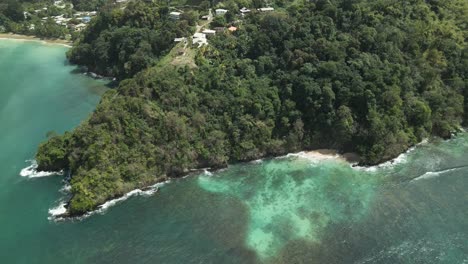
[67,1,197,78]
[36,0,468,215]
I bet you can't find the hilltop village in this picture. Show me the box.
[0,0,275,42]
[0,0,99,39]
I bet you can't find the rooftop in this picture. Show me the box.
[202,29,216,34]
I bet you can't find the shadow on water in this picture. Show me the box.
[68,65,118,89]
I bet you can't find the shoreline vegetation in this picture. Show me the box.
[0,33,72,47]
[46,138,428,219]
[34,0,467,216]
[47,133,451,220]
[47,147,359,219]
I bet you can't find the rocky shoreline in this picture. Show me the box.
[49,149,359,219]
[46,128,466,220]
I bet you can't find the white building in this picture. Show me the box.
[258,7,274,12]
[240,7,251,14]
[170,11,182,20]
[202,29,216,35]
[74,23,87,32]
[192,33,207,47]
[193,33,205,39]
[174,37,186,43]
[215,9,228,16]
[54,1,66,9]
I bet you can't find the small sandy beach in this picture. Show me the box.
[300,149,361,164]
[0,33,72,47]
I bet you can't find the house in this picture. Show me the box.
[192,33,207,47]
[228,26,237,32]
[55,16,71,26]
[74,23,87,32]
[258,7,274,12]
[202,29,216,35]
[239,7,251,14]
[54,1,66,8]
[174,37,186,43]
[215,9,228,16]
[193,33,205,39]
[170,11,182,20]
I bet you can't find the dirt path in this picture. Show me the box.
[170,9,213,67]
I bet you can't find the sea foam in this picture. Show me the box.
[411,167,463,182]
[48,202,67,220]
[83,180,169,217]
[353,139,429,172]
[49,180,170,221]
[19,160,62,178]
[202,169,213,176]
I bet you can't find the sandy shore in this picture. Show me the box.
[0,33,72,47]
[298,149,361,164]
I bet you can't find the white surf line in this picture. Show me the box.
[59,184,71,193]
[202,169,213,176]
[19,160,63,178]
[274,151,342,164]
[48,202,68,221]
[250,158,264,164]
[410,166,468,182]
[48,180,171,221]
[82,180,170,218]
[288,151,342,161]
[353,139,429,172]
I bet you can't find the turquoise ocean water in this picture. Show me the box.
[0,39,466,263]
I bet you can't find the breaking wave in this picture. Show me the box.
[47,202,67,220]
[354,139,429,172]
[202,169,213,176]
[251,158,264,164]
[48,180,170,221]
[411,166,467,182]
[84,180,169,217]
[19,160,62,178]
[273,151,343,165]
